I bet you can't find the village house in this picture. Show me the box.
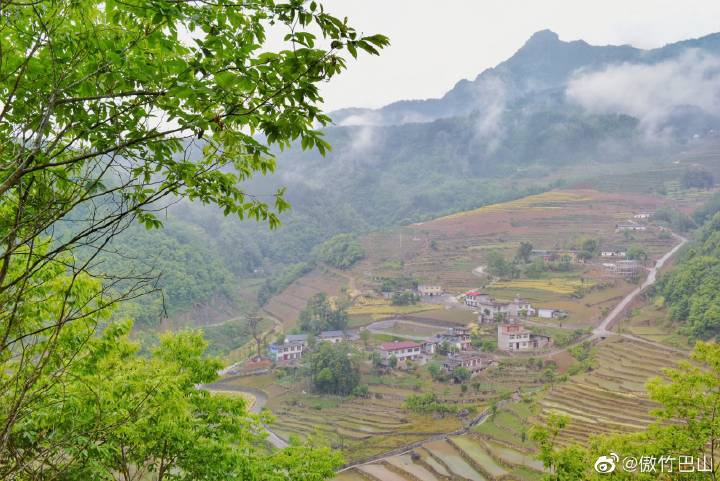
[633,212,653,220]
[465,291,491,308]
[468,292,535,322]
[616,222,647,232]
[269,330,355,362]
[442,352,492,375]
[537,308,568,319]
[317,330,354,343]
[417,284,444,296]
[600,247,627,258]
[379,341,422,363]
[436,326,472,351]
[497,324,551,352]
[270,339,306,362]
[422,339,437,355]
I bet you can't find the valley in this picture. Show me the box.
[209,179,713,480]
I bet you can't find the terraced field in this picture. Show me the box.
[331,384,549,481]
[536,336,682,445]
[269,393,464,460]
[263,268,347,326]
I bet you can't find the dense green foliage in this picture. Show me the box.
[657,212,720,339]
[101,218,238,327]
[306,342,360,395]
[1,252,343,480]
[379,276,419,293]
[486,250,520,279]
[202,318,272,357]
[0,0,386,478]
[298,293,349,334]
[312,233,365,269]
[652,207,697,232]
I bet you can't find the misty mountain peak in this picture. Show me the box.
[523,29,561,48]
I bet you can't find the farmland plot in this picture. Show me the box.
[536,336,682,445]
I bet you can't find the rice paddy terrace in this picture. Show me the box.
[335,402,546,481]
[536,336,682,446]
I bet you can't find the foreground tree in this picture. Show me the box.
[531,341,720,480]
[0,0,386,478]
[2,260,344,480]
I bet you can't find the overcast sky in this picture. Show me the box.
[317,0,720,111]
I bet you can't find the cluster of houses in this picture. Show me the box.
[269,330,356,362]
[464,292,566,323]
[378,326,496,375]
[465,292,535,322]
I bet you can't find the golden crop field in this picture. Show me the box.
[347,300,443,319]
[489,278,597,295]
[439,190,594,220]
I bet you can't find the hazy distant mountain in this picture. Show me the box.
[331,29,720,127]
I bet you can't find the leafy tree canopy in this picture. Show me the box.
[306,342,360,395]
[313,233,366,269]
[0,0,386,477]
[298,292,348,334]
[658,211,720,339]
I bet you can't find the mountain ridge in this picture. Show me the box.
[331,29,720,126]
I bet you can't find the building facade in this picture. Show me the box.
[497,324,551,352]
[379,341,422,362]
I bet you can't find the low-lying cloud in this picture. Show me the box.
[470,74,507,153]
[567,50,720,139]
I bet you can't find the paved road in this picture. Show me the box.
[592,233,687,338]
[203,383,288,449]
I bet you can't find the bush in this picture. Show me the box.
[351,385,370,398]
[403,393,457,415]
[391,291,420,305]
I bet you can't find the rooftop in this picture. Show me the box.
[465,291,488,297]
[285,334,308,343]
[318,330,347,338]
[380,341,421,351]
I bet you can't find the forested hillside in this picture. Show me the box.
[657,203,720,339]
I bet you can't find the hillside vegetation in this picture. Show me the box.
[657,209,720,339]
